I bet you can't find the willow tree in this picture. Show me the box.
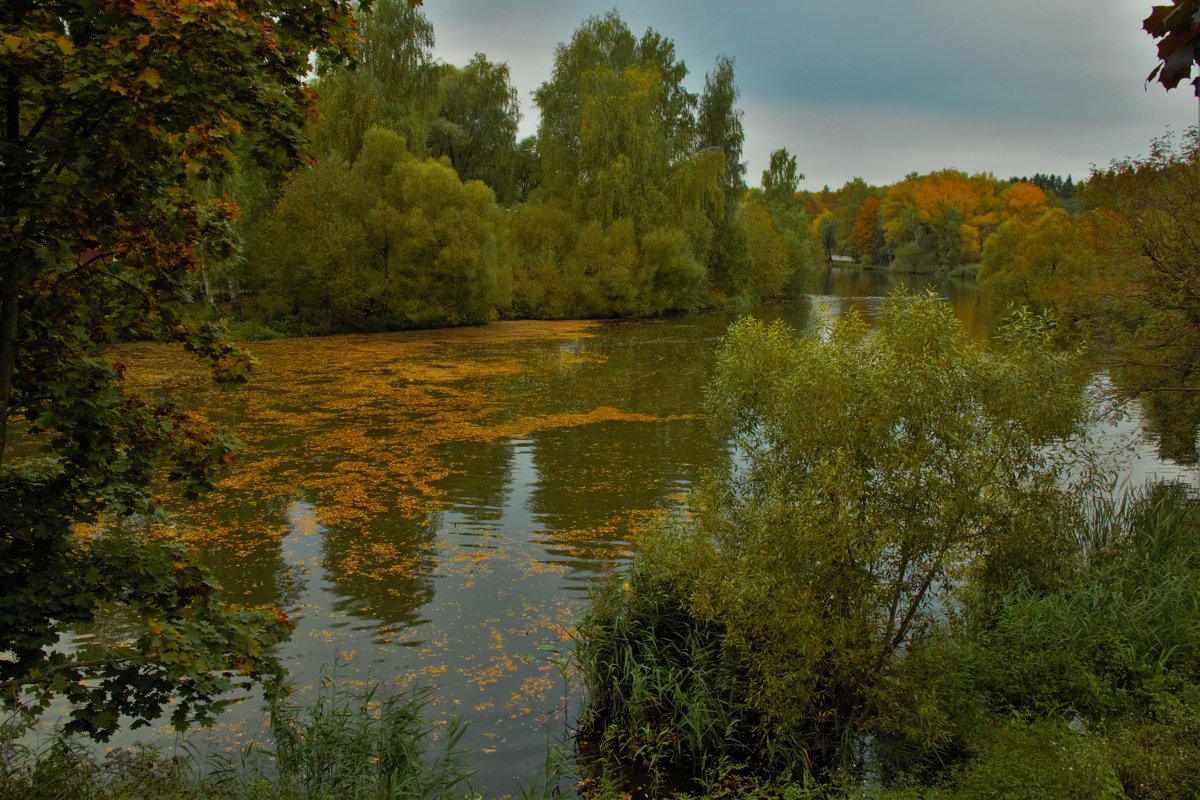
[580,293,1089,778]
[428,53,522,202]
[247,127,509,332]
[515,11,722,316]
[307,0,439,163]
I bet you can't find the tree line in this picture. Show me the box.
[193,0,1142,342]
[205,4,817,335]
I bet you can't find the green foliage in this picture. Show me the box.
[267,676,472,800]
[246,127,509,333]
[0,676,475,800]
[308,0,439,164]
[735,194,815,301]
[578,292,1090,786]
[512,11,728,317]
[0,739,218,800]
[695,55,749,297]
[1086,130,1200,463]
[696,55,746,201]
[1105,688,1200,800]
[1,0,354,738]
[761,148,801,204]
[507,203,579,318]
[534,11,697,223]
[575,555,755,791]
[940,484,1200,723]
[936,718,1125,800]
[582,477,1200,799]
[871,483,1200,799]
[428,53,522,203]
[978,208,1096,331]
[1,526,292,739]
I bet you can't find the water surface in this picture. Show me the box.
[85,270,1197,794]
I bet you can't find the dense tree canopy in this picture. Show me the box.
[246,127,510,333]
[696,54,750,296]
[0,0,361,736]
[307,0,437,164]
[507,12,729,317]
[427,53,522,202]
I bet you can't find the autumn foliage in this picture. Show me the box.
[0,0,360,736]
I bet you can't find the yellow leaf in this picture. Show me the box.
[139,66,162,89]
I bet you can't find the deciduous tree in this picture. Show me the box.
[696,54,748,295]
[0,0,361,737]
[427,53,521,202]
[1088,130,1200,462]
[1145,0,1200,96]
[307,0,438,163]
[517,11,722,316]
[979,208,1095,329]
[248,127,509,332]
[582,293,1089,776]
[761,147,801,205]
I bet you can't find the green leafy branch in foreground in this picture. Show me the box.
[1,0,361,736]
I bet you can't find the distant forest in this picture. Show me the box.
[205,2,1094,336]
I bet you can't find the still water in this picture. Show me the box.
[87,269,1197,795]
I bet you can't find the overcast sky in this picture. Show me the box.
[420,0,1198,190]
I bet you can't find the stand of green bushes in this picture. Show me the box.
[575,294,1200,799]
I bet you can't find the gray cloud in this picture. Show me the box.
[421,0,1198,189]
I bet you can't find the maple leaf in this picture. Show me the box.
[1145,1,1200,96]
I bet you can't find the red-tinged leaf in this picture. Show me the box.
[1145,5,1175,36]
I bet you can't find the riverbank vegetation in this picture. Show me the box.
[1,679,477,800]
[576,296,1200,799]
[208,2,1098,334]
[193,0,1161,343]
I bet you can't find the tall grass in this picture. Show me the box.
[0,677,475,800]
[575,555,810,794]
[263,676,473,800]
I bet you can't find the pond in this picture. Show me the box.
[76,269,1199,796]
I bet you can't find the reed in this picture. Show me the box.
[0,677,474,800]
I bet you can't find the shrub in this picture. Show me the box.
[578,291,1090,784]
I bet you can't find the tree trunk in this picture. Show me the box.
[0,270,17,469]
[1,52,22,469]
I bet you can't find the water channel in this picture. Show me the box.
[74,269,1199,795]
